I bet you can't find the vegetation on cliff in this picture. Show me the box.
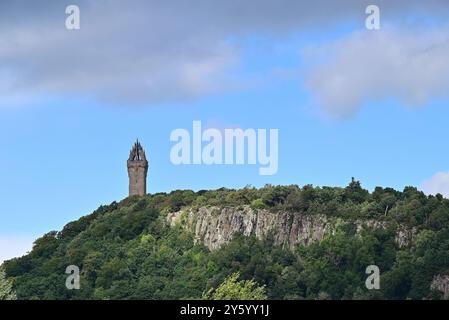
[2,180,449,299]
[0,267,17,300]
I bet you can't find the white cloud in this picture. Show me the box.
[303,26,449,118]
[0,0,448,108]
[421,171,449,198]
[1,1,449,107]
[0,235,35,265]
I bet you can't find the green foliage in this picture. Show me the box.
[203,272,267,300]
[250,199,267,210]
[3,180,449,300]
[0,267,17,300]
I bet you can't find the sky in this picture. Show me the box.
[2,0,449,263]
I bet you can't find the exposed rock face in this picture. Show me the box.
[166,206,415,251]
[168,206,334,250]
[194,207,334,250]
[395,226,418,248]
[431,275,449,299]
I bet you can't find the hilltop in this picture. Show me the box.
[3,180,449,299]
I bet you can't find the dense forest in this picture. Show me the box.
[2,180,449,300]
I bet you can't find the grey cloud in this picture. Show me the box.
[303,27,449,118]
[421,171,449,198]
[0,0,448,106]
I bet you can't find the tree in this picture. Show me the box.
[203,272,267,300]
[0,267,17,300]
[344,177,369,203]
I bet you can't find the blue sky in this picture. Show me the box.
[1,1,449,262]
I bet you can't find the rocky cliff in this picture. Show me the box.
[166,206,416,251]
[431,275,449,299]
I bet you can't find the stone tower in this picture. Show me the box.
[127,140,148,196]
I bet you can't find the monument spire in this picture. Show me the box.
[127,140,148,196]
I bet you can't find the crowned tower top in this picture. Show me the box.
[127,140,148,196]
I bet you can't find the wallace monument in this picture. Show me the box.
[127,140,148,196]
